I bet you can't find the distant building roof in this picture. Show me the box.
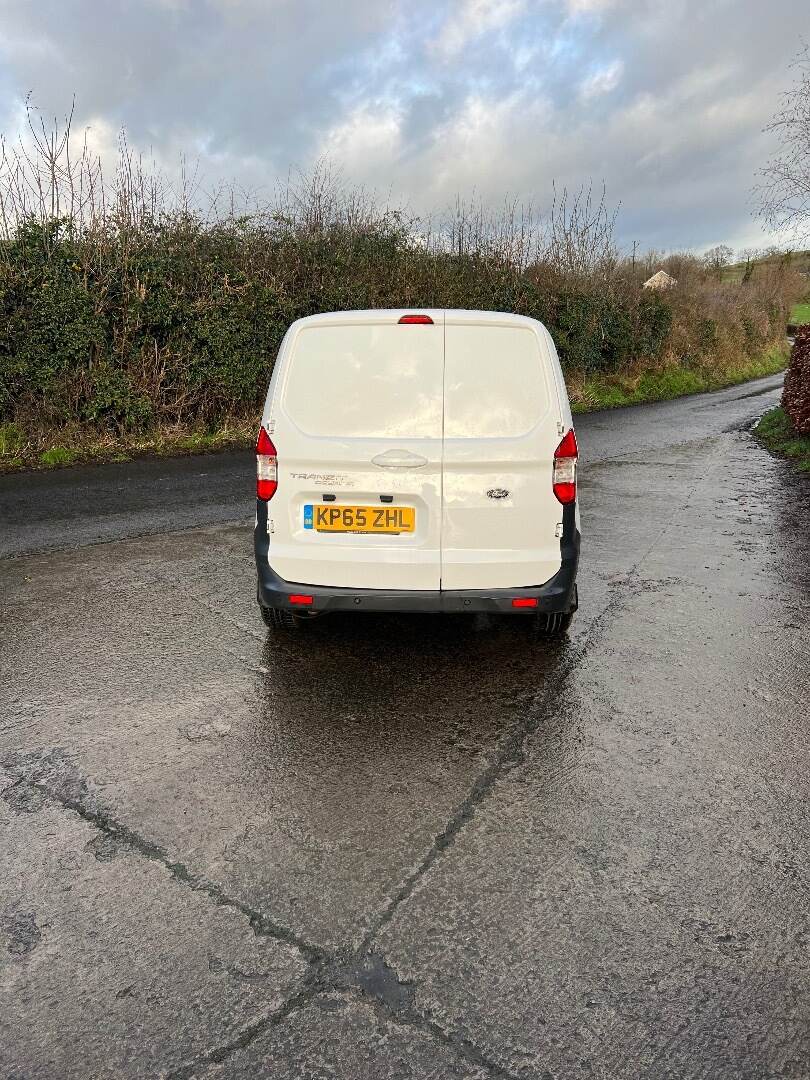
[643,270,677,290]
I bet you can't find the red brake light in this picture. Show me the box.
[512,597,539,608]
[398,314,433,324]
[256,426,278,501]
[555,429,577,459]
[553,428,578,505]
[289,594,313,606]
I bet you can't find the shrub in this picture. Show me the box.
[782,326,810,434]
[0,219,105,416]
[0,422,24,457]
[81,367,153,433]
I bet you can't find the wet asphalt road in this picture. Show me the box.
[1,373,808,1079]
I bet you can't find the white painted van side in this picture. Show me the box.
[441,311,565,590]
[261,310,445,590]
[541,324,581,535]
[541,325,573,431]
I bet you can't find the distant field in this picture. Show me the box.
[721,250,810,285]
[790,302,810,324]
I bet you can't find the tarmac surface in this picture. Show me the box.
[1,373,808,1079]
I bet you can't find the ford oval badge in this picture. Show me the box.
[487,488,510,500]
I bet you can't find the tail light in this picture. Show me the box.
[512,597,539,608]
[256,426,277,501]
[553,429,578,505]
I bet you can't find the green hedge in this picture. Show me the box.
[0,214,794,436]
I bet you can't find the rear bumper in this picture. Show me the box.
[254,502,580,615]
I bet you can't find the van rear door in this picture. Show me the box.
[265,311,444,590]
[441,313,563,590]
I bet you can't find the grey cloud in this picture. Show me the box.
[0,0,804,250]
[0,0,395,164]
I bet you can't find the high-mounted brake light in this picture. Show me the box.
[553,428,578,505]
[398,314,433,324]
[256,426,278,501]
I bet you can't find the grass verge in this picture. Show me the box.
[790,301,810,325]
[753,407,810,472]
[0,420,257,475]
[569,346,787,413]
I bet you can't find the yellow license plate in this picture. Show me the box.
[304,504,415,533]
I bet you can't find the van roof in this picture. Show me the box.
[287,309,549,333]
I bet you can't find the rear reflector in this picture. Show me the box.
[512,597,539,608]
[256,426,278,501]
[553,428,578,505]
[289,594,313,606]
[398,314,433,324]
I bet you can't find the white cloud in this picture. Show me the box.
[432,0,526,60]
[579,59,624,100]
[322,104,403,173]
[565,0,618,13]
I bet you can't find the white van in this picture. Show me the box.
[254,309,580,632]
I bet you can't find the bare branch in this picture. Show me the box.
[757,45,810,239]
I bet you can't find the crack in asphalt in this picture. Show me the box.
[10,776,328,968]
[357,589,616,954]
[167,976,524,1080]
[339,980,525,1080]
[3,769,517,1077]
[354,450,699,954]
[171,953,524,1080]
[164,982,324,1080]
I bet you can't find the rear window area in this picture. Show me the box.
[282,323,443,438]
[444,324,549,438]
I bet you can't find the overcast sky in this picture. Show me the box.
[0,0,805,253]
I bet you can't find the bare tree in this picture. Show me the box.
[542,182,619,278]
[703,244,734,271]
[759,47,810,239]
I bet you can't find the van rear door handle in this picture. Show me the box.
[371,449,428,469]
